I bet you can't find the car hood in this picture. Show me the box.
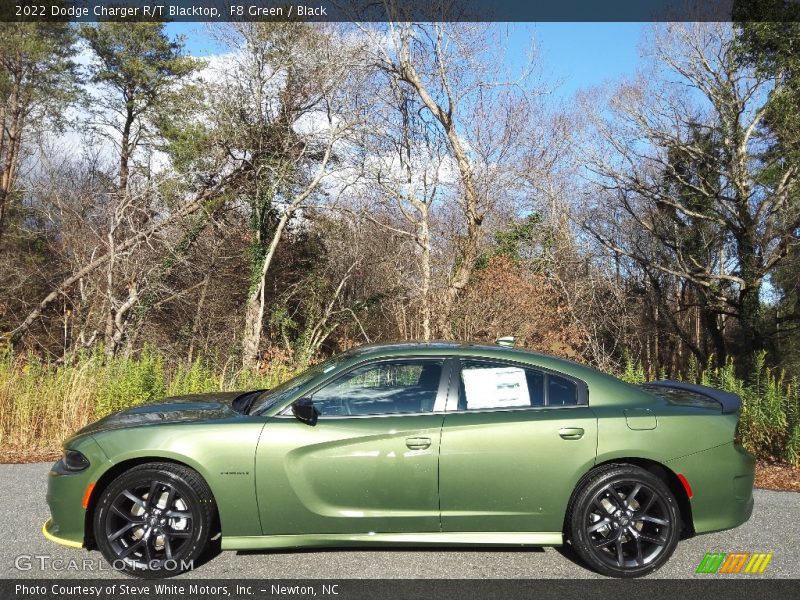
[75,391,249,436]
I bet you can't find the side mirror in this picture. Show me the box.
[291,398,318,425]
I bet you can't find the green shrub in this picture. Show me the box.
[623,352,800,467]
[96,348,167,417]
[620,356,646,385]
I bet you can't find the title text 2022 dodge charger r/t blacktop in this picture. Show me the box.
[43,342,754,578]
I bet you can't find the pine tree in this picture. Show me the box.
[0,22,78,241]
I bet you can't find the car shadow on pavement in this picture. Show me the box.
[195,536,223,569]
[552,541,588,569]
[235,546,546,557]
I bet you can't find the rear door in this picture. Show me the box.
[439,358,598,533]
[255,357,450,535]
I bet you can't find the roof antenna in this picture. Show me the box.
[495,336,516,348]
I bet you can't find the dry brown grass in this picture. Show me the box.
[0,349,296,458]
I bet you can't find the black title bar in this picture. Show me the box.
[5,579,800,600]
[3,0,797,23]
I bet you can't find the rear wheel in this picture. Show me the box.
[93,462,216,577]
[568,465,680,577]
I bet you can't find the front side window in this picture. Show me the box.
[311,360,443,417]
[250,352,348,414]
[458,361,578,410]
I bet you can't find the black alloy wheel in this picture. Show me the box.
[93,463,216,577]
[568,464,681,577]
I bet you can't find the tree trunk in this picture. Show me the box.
[103,229,118,359]
[240,134,337,369]
[395,36,483,339]
[699,295,727,365]
[419,222,432,341]
[105,283,138,360]
[241,211,292,369]
[102,107,136,359]
[736,261,764,378]
[241,293,264,369]
[435,130,482,338]
[118,107,133,195]
[734,186,764,378]
[187,274,210,365]
[0,95,24,244]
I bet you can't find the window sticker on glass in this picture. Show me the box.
[462,367,530,409]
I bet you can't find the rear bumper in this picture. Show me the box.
[667,442,755,535]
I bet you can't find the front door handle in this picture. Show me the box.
[558,427,585,440]
[405,437,432,450]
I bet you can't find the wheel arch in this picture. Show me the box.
[83,456,221,549]
[563,457,695,540]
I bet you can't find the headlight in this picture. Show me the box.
[63,449,90,472]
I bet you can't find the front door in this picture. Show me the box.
[439,359,598,533]
[256,358,448,535]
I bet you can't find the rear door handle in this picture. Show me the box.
[558,427,585,440]
[405,437,432,450]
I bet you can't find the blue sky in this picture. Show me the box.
[165,22,646,102]
[528,23,644,98]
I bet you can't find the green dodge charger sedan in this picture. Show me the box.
[44,342,754,578]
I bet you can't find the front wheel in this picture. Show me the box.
[93,462,216,577]
[568,465,680,577]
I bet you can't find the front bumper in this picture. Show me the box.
[667,442,755,535]
[44,436,112,549]
[42,518,83,548]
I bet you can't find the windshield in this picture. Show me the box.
[249,353,347,415]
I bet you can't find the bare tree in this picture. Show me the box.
[348,71,451,340]
[6,158,245,347]
[270,215,394,363]
[581,22,800,374]
[206,23,367,368]
[358,19,541,338]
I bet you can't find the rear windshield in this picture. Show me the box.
[638,384,720,410]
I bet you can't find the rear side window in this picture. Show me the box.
[458,361,579,410]
[549,374,578,406]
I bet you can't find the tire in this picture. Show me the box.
[567,464,680,578]
[93,462,217,577]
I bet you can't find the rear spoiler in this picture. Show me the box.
[643,380,742,414]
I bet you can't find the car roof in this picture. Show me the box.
[343,341,584,367]
[338,341,598,380]
[345,341,497,355]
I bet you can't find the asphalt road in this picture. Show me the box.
[2,463,797,579]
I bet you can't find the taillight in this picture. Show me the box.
[677,473,693,499]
